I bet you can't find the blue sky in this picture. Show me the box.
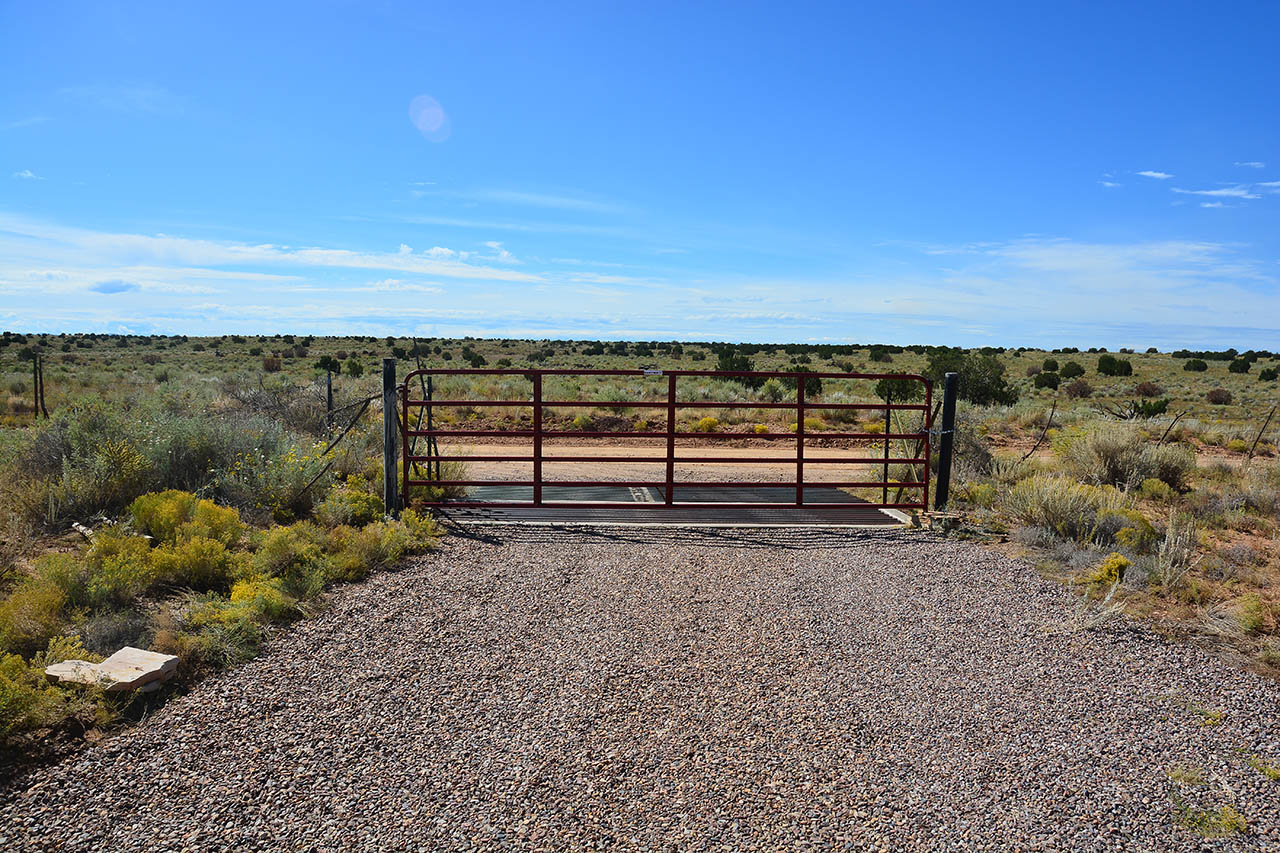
[2,1,1278,348]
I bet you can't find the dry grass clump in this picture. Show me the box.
[1001,475,1129,542]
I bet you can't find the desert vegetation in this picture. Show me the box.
[2,330,1279,755]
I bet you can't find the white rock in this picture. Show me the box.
[45,646,179,692]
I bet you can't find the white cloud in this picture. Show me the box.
[5,116,49,129]
[424,246,457,259]
[483,241,516,262]
[1200,202,1225,208]
[454,189,625,214]
[59,84,183,114]
[1235,161,1265,168]
[1098,180,1121,188]
[365,278,444,293]
[0,214,540,283]
[1172,186,1259,199]
[11,169,42,180]
[1137,170,1174,179]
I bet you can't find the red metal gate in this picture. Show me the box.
[400,368,932,511]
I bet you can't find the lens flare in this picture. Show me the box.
[409,94,451,142]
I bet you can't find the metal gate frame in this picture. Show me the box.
[400,368,932,511]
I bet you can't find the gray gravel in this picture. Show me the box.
[3,526,1279,851]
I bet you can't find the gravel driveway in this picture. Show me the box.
[3,526,1279,850]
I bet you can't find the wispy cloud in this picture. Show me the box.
[1235,161,1265,169]
[89,280,139,294]
[11,169,42,180]
[1137,170,1173,180]
[1098,180,1121,188]
[6,116,49,129]
[1200,202,1226,208]
[1171,186,1259,199]
[59,84,183,114]
[0,214,541,283]
[434,188,627,214]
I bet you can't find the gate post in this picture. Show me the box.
[933,372,959,510]
[382,357,400,517]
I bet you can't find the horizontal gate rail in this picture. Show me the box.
[400,367,932,512]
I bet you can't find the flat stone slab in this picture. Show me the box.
[45,646,178,692]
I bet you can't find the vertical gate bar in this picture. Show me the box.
[666,373,676,504]
[426,375,435,480]
[533,372,543,505]
[934,372,959,510]
[922,379,933,510]
[401,379,409,517]
[882,392,891,505]
[796,377,805,506]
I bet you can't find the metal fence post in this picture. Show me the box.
[934,372,959,510]
[382,358,400,517]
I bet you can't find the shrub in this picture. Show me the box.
[1228,358,1251,374]
[1136,478,1176,502]
[1097,354,1133,376]
[1002,475,1129,542]
[1134,381,1164,397]
[1064,379,1093,399]
[130,491,243,548]
[150,537,244,591]
[251,522,330,600]
[1094,508,1157,553]
[1206,389,1233,405]
[229,577,299,623]
[956,482,997,508]
[695,416,719,432]
[1082,552,1130,586]
[262,357,282,372]
[314,487,384,528]
[1260,368,1278,382]
[924,350,1018,406]
[1183,359,1208,372]
[0,563,71,656]
[1226,438,1248,453]
[753,423,769,434]
[1060,361,1085,379]
[1042,358,1059,372]
[343,358,365,378]
[1025,365,1041,377]
[1033,372,1060,390]
[84,530,156,609]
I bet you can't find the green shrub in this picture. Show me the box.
[1002,475,1129,542]
[84,531,156,609]
[956,482,997,508]
[695,416,719,432]
[1136,477,1176,502]
[1097,354,1133,376]
[0,564,71,656]
[1260,368,1278,382]
[1183,359,1208,372]
[1226,438,1248,453]
[314,487,384,528]
[1060,361,1085,379]
[1141,443,1195,490]
[1033,372,1060,390]
[229,577,299,623]
[1082,552,1130,586]
[1228,358,1251,374]
[251,522,330,600]
[150,537,244,591]
[130,489,244,548]
[1095,508,1157,553]
[1042,358,1059,372]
